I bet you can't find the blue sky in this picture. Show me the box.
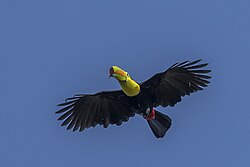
[1,0,250,166]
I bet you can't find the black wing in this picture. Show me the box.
[141,59,211,107]
[55,90,135,132]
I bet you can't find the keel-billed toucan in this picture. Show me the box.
[56,59,211,138]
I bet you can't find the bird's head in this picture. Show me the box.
[109,66,130,82]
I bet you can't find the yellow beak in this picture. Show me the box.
[109,66,127,81]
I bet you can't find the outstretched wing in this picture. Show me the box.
[55,90,135,132]
[141,59,211,107]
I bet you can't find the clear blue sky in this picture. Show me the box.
[1,0,250,166]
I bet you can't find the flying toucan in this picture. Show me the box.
[56,59,211,138]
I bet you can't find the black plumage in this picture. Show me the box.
[56,59,211,138]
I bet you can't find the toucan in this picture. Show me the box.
[56,59,211,138]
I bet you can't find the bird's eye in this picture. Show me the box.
[127,73,129,76]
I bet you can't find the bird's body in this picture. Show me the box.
[56,59,211,138]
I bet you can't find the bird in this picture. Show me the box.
[55,59,211,138]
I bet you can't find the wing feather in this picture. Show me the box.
[141,59,211,108]
[56,90,135,132]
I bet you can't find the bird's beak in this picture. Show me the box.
[109,66,127,81]
[109,67,114,78]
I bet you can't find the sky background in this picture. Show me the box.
[1,0,250,166]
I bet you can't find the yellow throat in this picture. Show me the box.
[109,66,140,97]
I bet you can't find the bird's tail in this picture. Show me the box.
[147,110,172,138]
